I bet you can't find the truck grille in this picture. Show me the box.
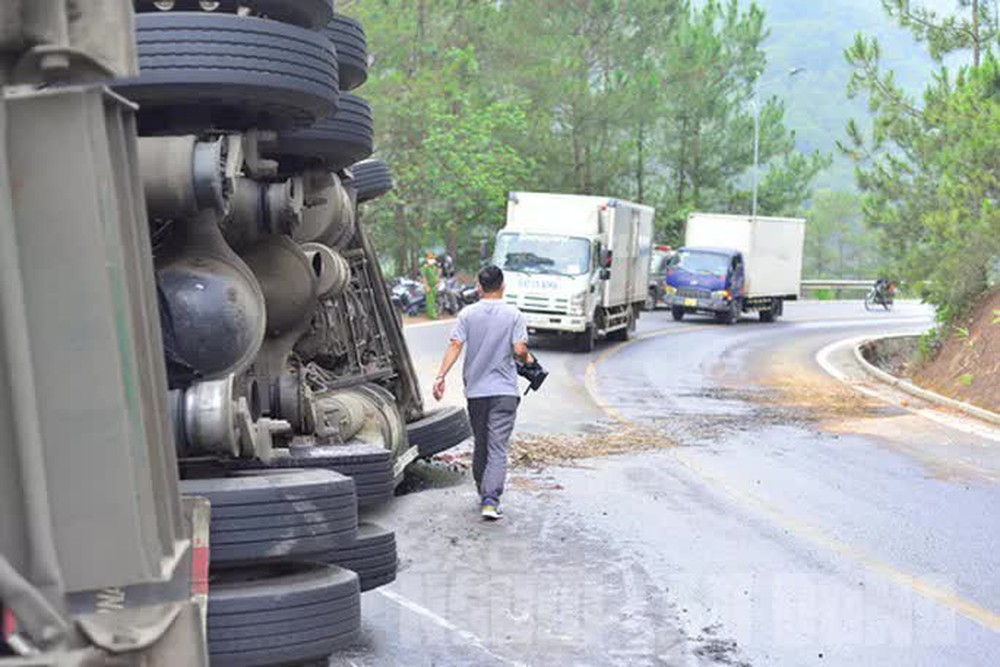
[505,293,570,315]
[676,287,712,300]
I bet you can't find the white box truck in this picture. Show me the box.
[495,192,655,352]
[662,213,805,324]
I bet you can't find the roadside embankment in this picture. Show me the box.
[859,288,1000,417]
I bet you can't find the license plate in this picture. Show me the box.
[684,298,697,307]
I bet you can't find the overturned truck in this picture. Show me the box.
[0,2,469,665]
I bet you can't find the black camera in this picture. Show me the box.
[516,356,548,395]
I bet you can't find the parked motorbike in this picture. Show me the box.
[460,284,480,306]
[390,277,426,316]
[439,276,466,315]
[865,278,896,311]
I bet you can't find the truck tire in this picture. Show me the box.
[321,523,398,592]
[134,1,335,29]
[717,298,741,325]
[327,13,369,91]
[265,94,374,172]
[407,407,473,458]
[180,469,358,565]
[227,443,397,508]
[575,325,596,353]
[116,13,340,132]
[760,298,783,322]
[671,306,685,322]
[208,562,360,667]
[349,159,394,203]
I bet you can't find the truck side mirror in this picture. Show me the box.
[600,268,611,281]
[600,249,613,268]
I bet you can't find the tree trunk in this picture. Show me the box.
[676,115,688,206]
[636,122,645,203]
[973,0,981,68]
[446,225,458,264]
[394,204,407,277]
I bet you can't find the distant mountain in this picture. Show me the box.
[756,0,969,190]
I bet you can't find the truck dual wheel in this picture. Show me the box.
[207,562,360,666]
[117,13,341,133]
[180,469,358,565]
[349,159,394,203]
[759,298,782,322]
[671,306,685,322]
[320,522,398,592]
[406,407,474,458]
[227,443,398,508]
[266,94,375,172]
[328,13,369,92]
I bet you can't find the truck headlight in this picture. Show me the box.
[569,292,586,315]
[663,285,677,295]
[711,289,731,300]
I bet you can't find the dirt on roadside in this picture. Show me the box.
[757,370,885,422]
[912,288,1000,412]
[510,424,676,468]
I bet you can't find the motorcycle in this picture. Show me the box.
[865,278,896,311]
[390,277,426,317]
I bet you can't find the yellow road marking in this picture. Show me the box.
[584,326,1000,634]
[583,326,691,424]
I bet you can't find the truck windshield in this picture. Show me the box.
[494,233,591,276]
[669,250,730,276]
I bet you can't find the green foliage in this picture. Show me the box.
[915,327,943,365]
[813,288,836,301]
[350,0,828,269]
[993,309,1000,324]
[957,372,975,387]
[843,2,1000,322]
[803,189,878,278]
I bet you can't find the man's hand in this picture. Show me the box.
[433,376,446,401]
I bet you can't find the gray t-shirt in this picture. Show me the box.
[450,299,528,399]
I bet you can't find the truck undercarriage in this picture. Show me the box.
[0,2,469,664]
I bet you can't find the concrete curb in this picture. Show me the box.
[853,334,1000,427]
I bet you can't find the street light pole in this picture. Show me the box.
[752,79,761,219]
[751,67,804,220]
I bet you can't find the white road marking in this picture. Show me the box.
[583,323,1000,635]
[815,336,1000,444]
[404,318,455,330]
[376,588,532,667]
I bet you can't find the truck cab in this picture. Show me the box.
[495,192,654,352]
[663,247,745,323]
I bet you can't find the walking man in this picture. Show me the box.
[433,265,533,520]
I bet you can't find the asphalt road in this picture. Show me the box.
[332,300,1000,666]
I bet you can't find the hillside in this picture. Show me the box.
[913,289,1000,412]
[757,0,967,190]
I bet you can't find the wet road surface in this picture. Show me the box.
[333,301,1000,666]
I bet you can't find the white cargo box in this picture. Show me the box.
[685,213,805,299]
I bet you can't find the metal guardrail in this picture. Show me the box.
[800,279,875,291]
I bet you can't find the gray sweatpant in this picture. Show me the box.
[466,396,520,503]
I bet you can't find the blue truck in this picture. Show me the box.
[663,213,805,324]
